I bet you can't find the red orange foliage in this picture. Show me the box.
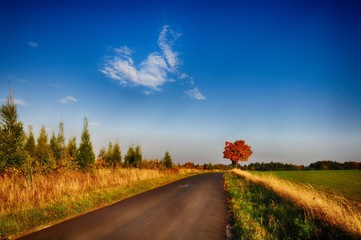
[223,140,253,166]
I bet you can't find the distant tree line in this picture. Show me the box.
[238,160,360,171]
[0,89,174,175]
[308,160,360,170]
[244,162,304,171]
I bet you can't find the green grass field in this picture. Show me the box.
[224,172,356,239]
[254,170,361,202]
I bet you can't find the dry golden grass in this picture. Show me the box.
[0,168,198,215]
[233,169,361,237]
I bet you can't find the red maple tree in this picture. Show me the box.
[223,140,253,166]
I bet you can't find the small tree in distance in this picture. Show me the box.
[35,125,54,171]
[105,141,122,168]
[66,136,77,169]
[112,141,122,168]
[124,145,142,167]
[162,151,173,169]
[25,125,36,157]
[77,118,95,170]
[223,140,253,167]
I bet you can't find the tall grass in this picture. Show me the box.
[225,172,328,239]
[256,170,361,202]
[0,168,200,238]
[233,169,361,237]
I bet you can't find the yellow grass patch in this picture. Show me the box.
[232,169,361,237]
[0,168,198,215]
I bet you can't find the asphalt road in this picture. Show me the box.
[19,173,229,240]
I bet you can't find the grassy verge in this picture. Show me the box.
[232,169,361,237]
[224,171,358,239]
[254,170,361,202]
[0,168,201,239]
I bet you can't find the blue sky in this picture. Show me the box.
[1,0,360,165]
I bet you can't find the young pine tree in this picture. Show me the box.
[123,145,134,167]
[162,151,173,169]
[105,142,113,166]
[0,89,27,172]
[35,125,54,171]
[23,125,37,173]
[112,141,122,168]
[66,136,77,169]
[57,121,66,162]
[76,118,95,170]
[98,147,106,161]
[50,132,60,161]
[49,121,66,168]
[124,145,142,168]
[134,145,142,167]
[104,141,122,168]
[25,125,36,157]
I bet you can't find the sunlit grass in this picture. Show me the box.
[232,169,361,238]
[255,170,361,202]
[0,168,201,238]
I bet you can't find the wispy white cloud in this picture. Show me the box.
[158,25,181,73]
[185,88,206,100]
[143,90,153,96]
[136,53,168,89]
[60,96,77,104]
[101,25,205,100]
[101,26,181,89]
[101,42,171,90]
[179,73,189,79]
[27,41,38,48]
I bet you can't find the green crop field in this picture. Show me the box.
[254,170,361,202]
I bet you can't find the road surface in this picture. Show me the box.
[19,173,229,240]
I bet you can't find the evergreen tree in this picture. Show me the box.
[50,131,59,160]
[123,146,134,167]
[57,121,66,160]
[21,125,36,175]
[49,121,66,167]
[112,141,122,168]
[0,88,27,172]
[35,125,54,171]
[105,142,113,165]
[25,125,36,157]
[98,147,106,161]
[66,136,77,169]
[104,141,122,168]
[162,151,173,169]
[67,136,77,160]
[76,118,95,170]
[124,145,142,167]
[134,145,142,167]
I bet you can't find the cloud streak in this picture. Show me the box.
[101,26,177,90]
[158,25,181,73]
[101,25,205,100]
[60,96,77,104]
[27,41,38,48]
[185,88,205,100]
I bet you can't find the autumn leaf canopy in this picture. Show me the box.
[223,140,252,165]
